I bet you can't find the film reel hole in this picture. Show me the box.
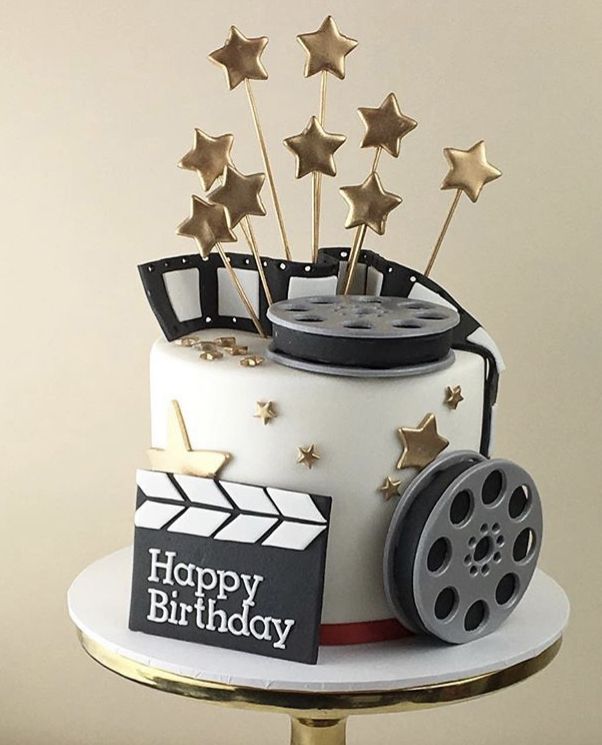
[513,528,537,562]
[464,600,488,632]
[427,537,451,573]
[509,485,530,519]
[496,573,519,606]
[450,490,473,526]
[474,536,493,563]
[434,587,458,620]
[482,469,504,505]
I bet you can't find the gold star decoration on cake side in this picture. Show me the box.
[148,401,231,478]
[441,140,502,202]
[358,93,417,157]
[254,401,277,425]
[176,196,236,258]
[379,476,402,501]
[297,444,320,469]
[210,166,266,228]
[297,16,358,79]
[396,414,449,470]
[178,129,234,191]
[284,116,346,178]
[209,26,269,90]
[444,385,464,410]
[340,172,402,234]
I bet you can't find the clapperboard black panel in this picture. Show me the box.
[129,470,332,664]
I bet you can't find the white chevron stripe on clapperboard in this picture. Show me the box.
[134,470,327,551]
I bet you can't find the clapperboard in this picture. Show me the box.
[129,469,332,664]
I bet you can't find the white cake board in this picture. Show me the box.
[68,547,569,693]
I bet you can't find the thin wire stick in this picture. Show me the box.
[245,79,292,261]
[311,71,329,263]
[243,216,273,305]
[215,243,267,337]
[424,189,462,277]
[237,219,255,254]
[342,224,367,295]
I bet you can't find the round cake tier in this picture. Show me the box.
[150,331,487,624]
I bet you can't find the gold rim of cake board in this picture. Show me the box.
[77,630,561,717]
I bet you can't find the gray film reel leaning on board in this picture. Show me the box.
[383,451,543,644]
[268,294,543,645]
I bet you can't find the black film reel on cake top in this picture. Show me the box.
[267,295,460,376]
[383,451,543,644]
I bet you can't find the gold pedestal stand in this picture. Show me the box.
[78,630,561,745]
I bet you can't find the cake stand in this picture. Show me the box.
[68,548,569,745]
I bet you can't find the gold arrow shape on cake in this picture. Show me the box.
[148,400,231,478]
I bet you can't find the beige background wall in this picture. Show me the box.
[1,1,600,742]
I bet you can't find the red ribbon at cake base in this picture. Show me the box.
[320,618,412,646]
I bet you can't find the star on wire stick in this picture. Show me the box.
[209,165,273,305]
[424,140,502,276]
[396,414,449,470]
[177,195,266,337]
[297,16,357,262]
[178,129,234,190]
[210,27,292,260]
[340,172,402,234]
[359,93,417,157]
[341,92,416,294]
[297,16,358,79]
[285,116,346,178]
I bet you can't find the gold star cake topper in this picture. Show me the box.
[209,26,269,89]
[210,166,266,227]
[397,414,449,470]
[442,140,502,203]
[340,172,402,235]
[148,401,231,478]
[297,16,358,79]
[178,129,234,191]
[176,195,236,258]
[359,93,417,157]
[284,116,346,178]
[297,445,320,469]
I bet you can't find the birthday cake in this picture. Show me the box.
[128,19,543,664]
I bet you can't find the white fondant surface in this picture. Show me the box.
[68,548,569,691]
[150,331,487,624]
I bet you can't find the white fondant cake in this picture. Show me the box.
[150,331,486,624]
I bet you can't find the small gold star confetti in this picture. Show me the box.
[441,140,502,203]
[297,16,358,79]
[358,93,417,157]
[148,401,231,478]
[254,401,277,425]
[379,476,402,501]
[178,129,234,191]
[297,445,320,469]
[240,355,265,367]
[445,385,464,410]
[175,336,200,347]
[340,172,402,235]
[199,350,223,361]
[209,26,268,90]
[176,196,236,258]
[397,413,449,470]
[284,116,346,178]
[224,345,248,356]
[210,165,266,228]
